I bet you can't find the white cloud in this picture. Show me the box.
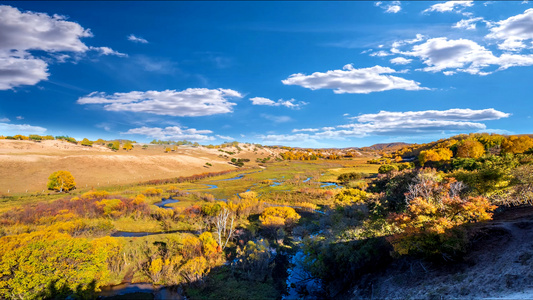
[122,126,215,141]
[89,46,127,57]
[77,88,242,117]
[453,17,486,30]
[0,117,9,122]
[260,108,510,142]
[15,116,23,120]
[422,1,473,14]
[127,34,148,44]
[391,34,426,50]
[0,56,49,90]
[487,8,533,51]
[282,64,428,94]
[390,57,412,65]
[338,108,509,136]
[353,108,510,123]
[375,1,402,13]
[250,97,307,109]
[0,122,47,134]
[0,5,124,90]
[398,37,533,75]
[292,128,320,133]
[261,114,292,123]
[0,5,92,53]
[369,51,393,57]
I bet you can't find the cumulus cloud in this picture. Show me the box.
[0,122,47,134]
[0,56,49,90]
[127,34,148,44]
[122,126,215,141]
[390,57,412,65]
[77,88,242,117]
[0,117,10,122]
[397,37,533,75]
[422,1,473,14]
[375,1,402,13]
[339,108,509,136]
[260,108,509,143]
[250,97,307,109]
[487,8,533,51]
[282,64,428,94]
[353,108,510,123]
[0,5,124,90]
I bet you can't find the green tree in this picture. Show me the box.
[47,171,76,192]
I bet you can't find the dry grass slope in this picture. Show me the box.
[0,140,277,194]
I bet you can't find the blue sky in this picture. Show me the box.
[1,1,532,148]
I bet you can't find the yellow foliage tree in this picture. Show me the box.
[456,139,485,158]
[334,188,368,206]
[47,170,76,192]
[199,232,219,256]
[419,148,453,166]
[501,135,533,154]
[259,206,300,228]
[123,141,133,151]
[387,178,497,258]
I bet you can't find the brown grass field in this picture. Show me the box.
[0,140,277,194]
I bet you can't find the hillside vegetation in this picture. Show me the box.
[0,133,533,299]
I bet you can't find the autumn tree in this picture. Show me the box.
[123,141,133,151]
[47,170,76,192]
[378,164,398,174]
[81,138,93,147]
[259,206,301,231]
[456,139,485,158]
[418,148,453,166]
[501,135,533,154]
[94,138,106,145]
[387,176,496,259]
[108,141,120,151]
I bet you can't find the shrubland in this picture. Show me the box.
[1,133,533,299]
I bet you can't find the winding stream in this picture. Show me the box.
[104,171,333,297]
[99,283,184,299]
[153,198,180,209]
